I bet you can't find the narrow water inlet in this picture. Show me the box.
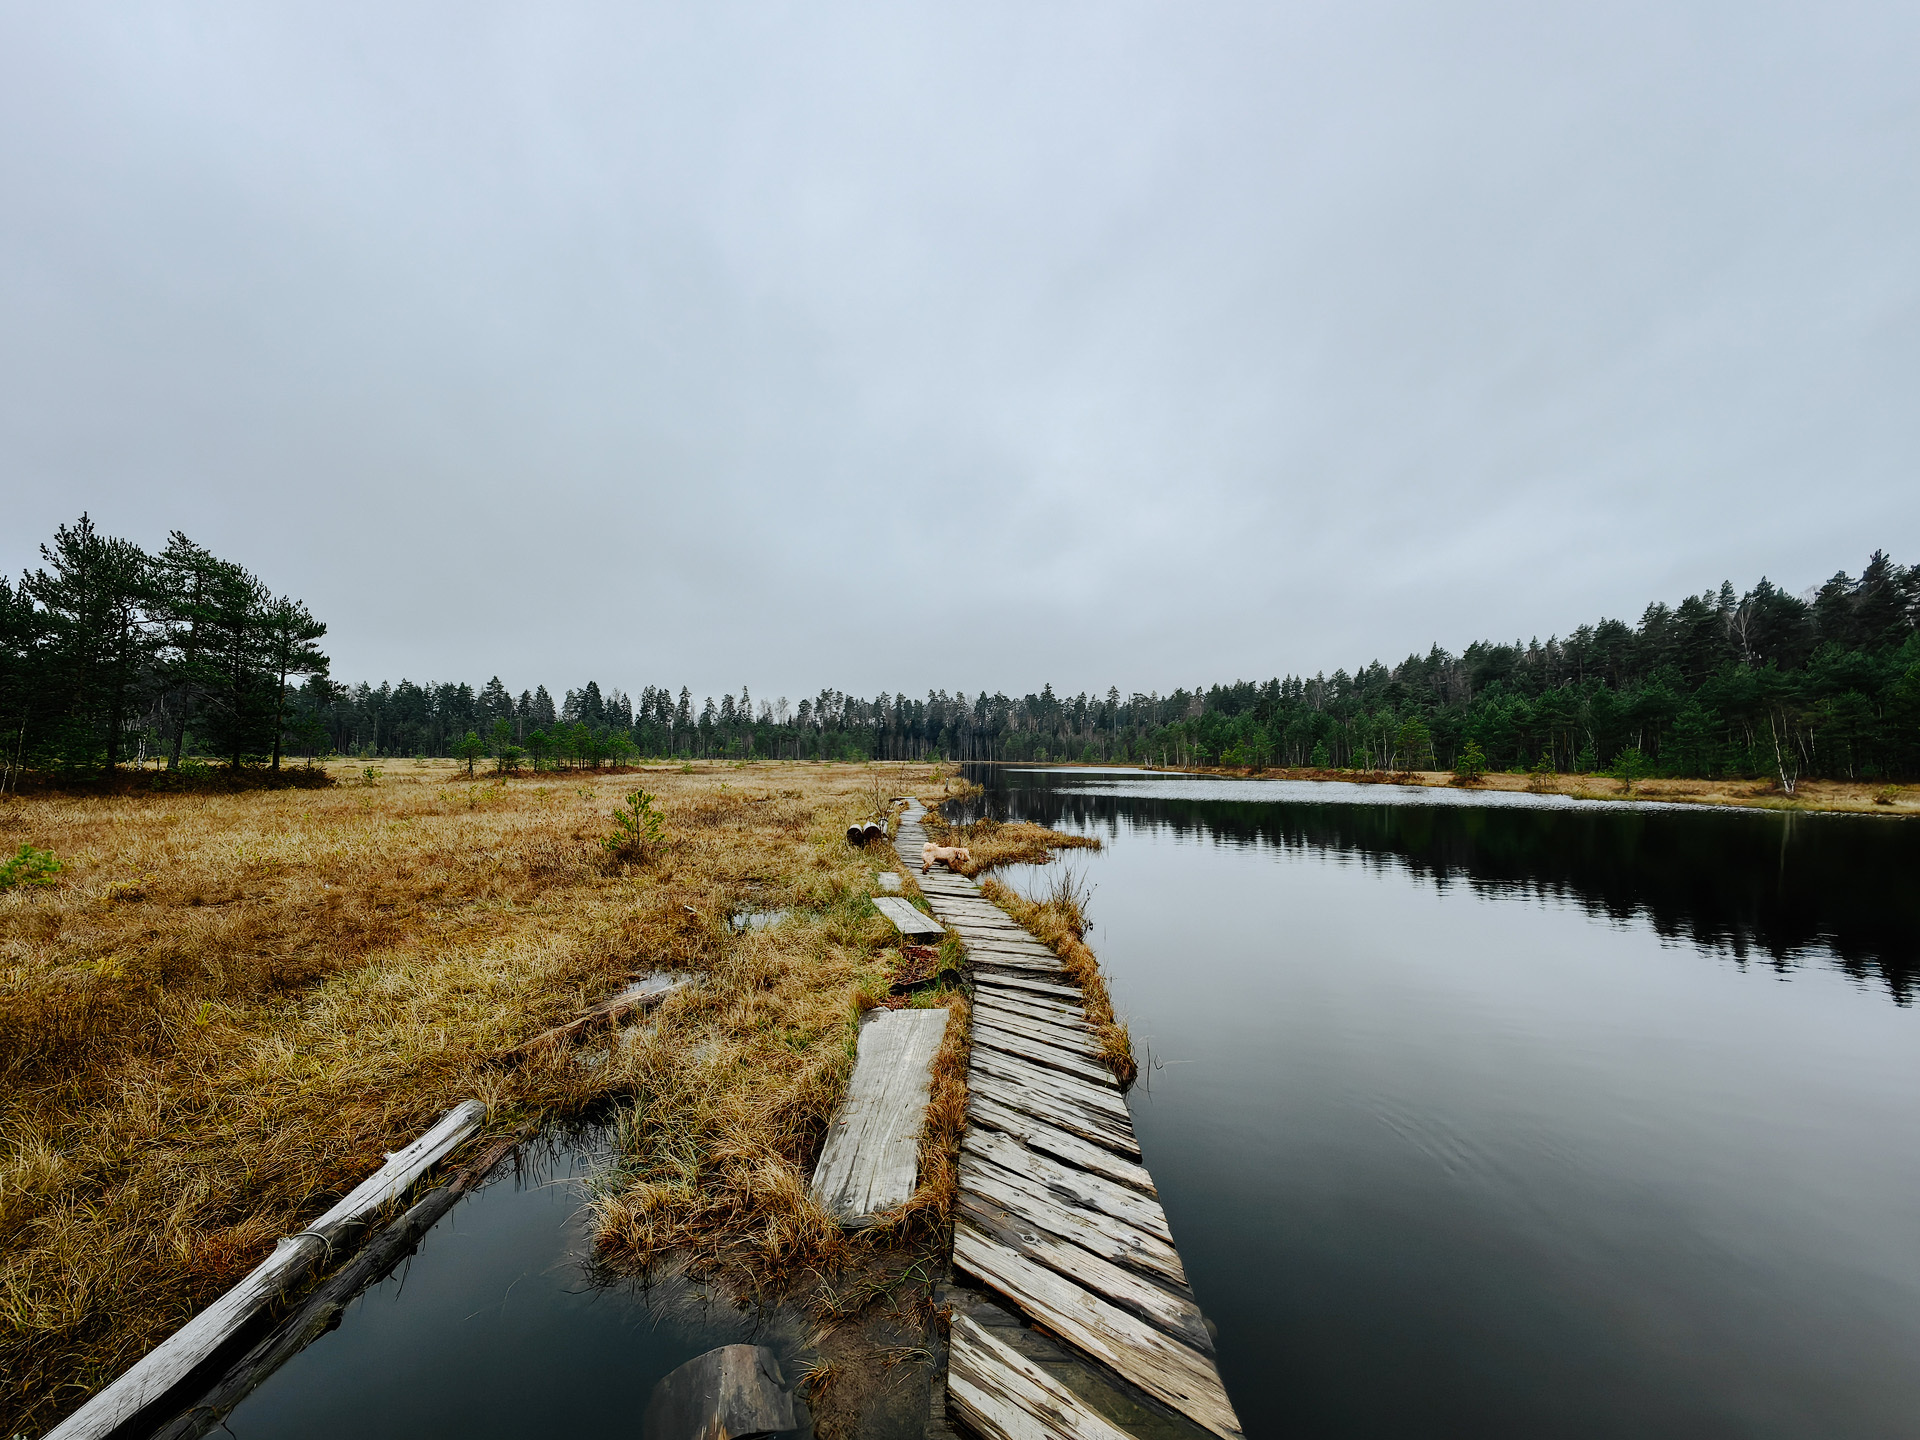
[207,1127,829,1440]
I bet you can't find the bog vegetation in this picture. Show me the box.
[0,761,972,1439]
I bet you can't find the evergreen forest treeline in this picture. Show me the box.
[1,516,327,784]
[5,516,1918,785]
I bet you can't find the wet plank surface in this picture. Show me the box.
[892,803,1242,1440]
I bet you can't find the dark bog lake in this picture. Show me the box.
[963,767,1920,1440]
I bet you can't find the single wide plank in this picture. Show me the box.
[968,1072,1141,1159]
[957,1207,1211,1353]
[810,1008,950,1225]
[947,1312,1136,1440]
[967,1094,1157,1196]
[954,1229,1243,1440]
[964,1128,1173,1242]
[959,1154,1186,1289]
[872,895,947,940]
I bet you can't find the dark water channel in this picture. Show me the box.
[219,1129,816,1439]
[961,768,1920,1440]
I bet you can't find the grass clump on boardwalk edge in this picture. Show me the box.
[0,759,948,1439]
[979,871,1137,1089]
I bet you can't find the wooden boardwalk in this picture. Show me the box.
[893,806,1243,1440]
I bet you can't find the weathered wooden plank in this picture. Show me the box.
[970,1049,1131,1124]
[960,931,1057,951]
[45,1102,488,1440]
[948,925,1036,948]
[810,1008,950,1225]
[974,971,1085,1002]
[973,1025,1116,1088]
[958,1154,1184,1288]
[964,1128,1172,1242]
[953,1229,1243,1440]
[970,1003,1099,1054]
[973,989,1085,1024]
[947,1313,1139,1440]
[873,895,947,939]
[967,1094,1157,1195]
[967,1072,1141,1158]
[956,1208,1210,1352]
[960,934,1062,956]
[967,949,1067,975]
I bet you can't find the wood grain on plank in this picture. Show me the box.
[956,1207,1210,1352]
[966,1094,1157,1195]
[953,1229,1242,1440]
[968,1072,1141,1158]
[963,1128,1173,1242]
[973,1025,1117,1088]
[972,991,1091,1032]
[959,1154,1185,1288]
[973,972,1085,1002]
[810,1008,949,1224]
[946,1313,1138,1440]
[970,1004,1100,1055]
[970,1048,1130,1123]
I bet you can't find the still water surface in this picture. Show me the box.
[222,1132,815,1437]
[966,768,1919,1439]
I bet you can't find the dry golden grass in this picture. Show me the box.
[0,758,942,1438]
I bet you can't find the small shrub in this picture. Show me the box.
[1873,787,1898,806]
[0,843,62,890]
[361,766,383,786]
[604,789,666,864]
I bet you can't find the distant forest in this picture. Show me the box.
[4,516,1917,785]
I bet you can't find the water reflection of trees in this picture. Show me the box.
[961,779,1919,1004]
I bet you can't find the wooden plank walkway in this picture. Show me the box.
[811,1007,952,1226]
[893,805,1242,1440]
[873,893,948,941]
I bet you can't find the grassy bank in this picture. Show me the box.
[0,759,958,1438]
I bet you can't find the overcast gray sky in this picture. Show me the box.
[3,1,1915,703]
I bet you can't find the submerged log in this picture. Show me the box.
[643,1345,800,1440]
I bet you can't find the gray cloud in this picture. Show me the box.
[3,1,1916,702]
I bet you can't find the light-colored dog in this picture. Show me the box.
[921,842,973,873]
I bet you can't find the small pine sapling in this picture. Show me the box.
[604,789,666,864]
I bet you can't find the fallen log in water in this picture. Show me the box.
[149,1127,528,1440]
[43,1101,487,1440]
